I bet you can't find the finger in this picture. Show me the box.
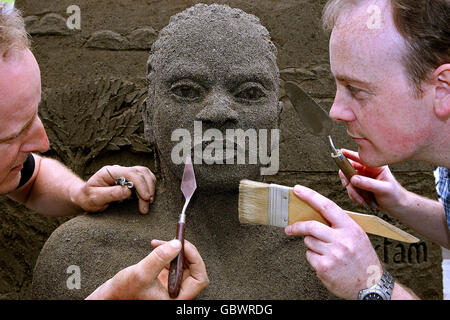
[140,168,156,203]
[140,201,150,215]
[130,168,155,202]
[304,236,329,255]
[338,170,349,188]
[341,150,384,177]
[151,240,208,298]
[177,240,209,300]
[340,172,367,205]
[121,167,156,215]
[340,149,361,162]
[285,220,335,243]
[182,240,208,283]
[350,175,391,195]
[151,239,166,248]
[133,172,151,212]
[305,249,322,271]
[346,158,365,172]
[341,150,377,175]
[107,166,153,215]
[346,183,367,206]
[85,185,131,210]
[151,240,172,270]
[94,166,120,186]
[152,240,194,271]
[137,239,182,281]
[105,165,154,200]
[292,185,353,228]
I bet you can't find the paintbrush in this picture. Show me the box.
[238,179,419,243]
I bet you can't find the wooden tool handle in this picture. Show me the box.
[287,190,419,243]
[331,150,378,210]
[168,222,185,298]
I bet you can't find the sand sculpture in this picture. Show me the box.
[32,4,333,299]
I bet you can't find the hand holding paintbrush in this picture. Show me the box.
[239,179,419,243]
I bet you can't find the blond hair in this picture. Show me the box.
[322,0,450,95]
[0,4,30,56]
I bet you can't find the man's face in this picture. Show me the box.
[148,17,280,191]
[328,1,436,167]
[0,49,49,194]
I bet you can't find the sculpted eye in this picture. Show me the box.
[171,85,201,100]
[235,86,266,101]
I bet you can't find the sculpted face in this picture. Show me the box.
[145,5,281,192]
[0,49,49,194]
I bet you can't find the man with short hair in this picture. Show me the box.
[286,0,449,300]
[0,4,208,299]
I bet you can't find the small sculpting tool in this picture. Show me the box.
[105,168,134,189]
[168,155,197,298]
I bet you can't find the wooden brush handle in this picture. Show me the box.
[332,150,378,210]
[168,222,185,298]
[288,190,419,243]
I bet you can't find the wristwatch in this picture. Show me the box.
[358,269,394,300]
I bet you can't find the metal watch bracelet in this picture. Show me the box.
[358,269,394,300]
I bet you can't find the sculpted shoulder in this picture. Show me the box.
[31,189,176,299]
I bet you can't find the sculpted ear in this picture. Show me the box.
[143,58,156,145]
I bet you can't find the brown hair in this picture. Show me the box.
[322,0,450,95]
[0,4,30,56]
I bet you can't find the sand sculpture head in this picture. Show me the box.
[143,3,282,192]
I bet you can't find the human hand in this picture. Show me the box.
[285,185,383,300]
[71,165,157,214]
[339,149,408,213]
[86,239,209,300]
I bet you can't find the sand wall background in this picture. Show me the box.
[0,0,442,299]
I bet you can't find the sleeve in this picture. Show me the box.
[16,153,35,190]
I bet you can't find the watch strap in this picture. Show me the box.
[358,268,394,300]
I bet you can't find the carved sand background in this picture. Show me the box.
[0,0,442,299]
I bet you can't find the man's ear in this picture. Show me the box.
[433,64,450,119]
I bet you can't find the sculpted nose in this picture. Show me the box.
[195,92,238,126]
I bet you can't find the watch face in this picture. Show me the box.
[362,292,384,300]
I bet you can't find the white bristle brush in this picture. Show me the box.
[238,180,419,243]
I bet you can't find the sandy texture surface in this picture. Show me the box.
[0,0,442,299]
